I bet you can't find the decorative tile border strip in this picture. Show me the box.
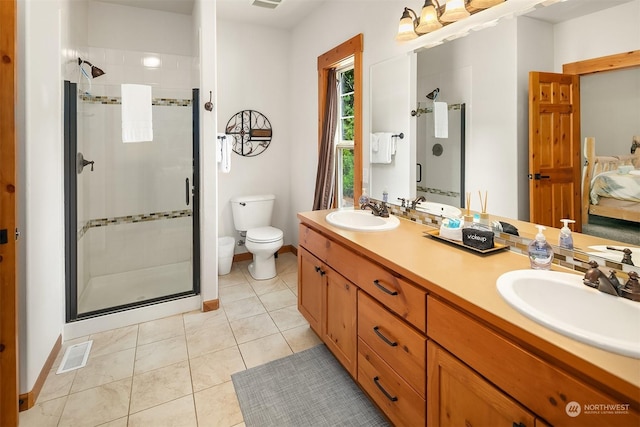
[79,93,192,107]
[381,200,631,279]
[416,186,460,199]
[77,209,192,240]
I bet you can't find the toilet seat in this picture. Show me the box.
[246,226,283,243]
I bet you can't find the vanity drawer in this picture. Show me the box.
[298,224,329,260]
[427,296,640,426]
[358,339,426,427]
[298,224,361,282]
[358,260,426,332]
[358,292,426,397]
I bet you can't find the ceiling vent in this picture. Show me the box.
[251,0,283,9]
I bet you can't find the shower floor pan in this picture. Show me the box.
[78,261,192,314]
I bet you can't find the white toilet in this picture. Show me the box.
[230,194,284,280]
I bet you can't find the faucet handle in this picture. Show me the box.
[621,271,640,302]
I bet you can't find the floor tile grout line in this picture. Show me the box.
[25,259,299,427]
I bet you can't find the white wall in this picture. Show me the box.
[196,0,218,304]
[18,0,67,394]
[216,20,292,252]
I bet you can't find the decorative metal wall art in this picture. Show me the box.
[225,110,272,157]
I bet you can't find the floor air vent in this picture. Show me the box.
[56,340,93,374]
[251,0,283,9]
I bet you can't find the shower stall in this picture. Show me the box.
[64,70,200,320]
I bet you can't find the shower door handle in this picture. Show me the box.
[185,178,190,206]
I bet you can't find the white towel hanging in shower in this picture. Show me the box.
[121,84,153,143]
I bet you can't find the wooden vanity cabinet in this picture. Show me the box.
[427,341,545,427]
[324,267,358,376]
[427,296,639,427]
[298,246,358,376]
[298,247,324,335]
[298,217,639,427]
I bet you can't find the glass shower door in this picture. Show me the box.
[65,82,199,320]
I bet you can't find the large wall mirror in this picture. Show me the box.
[368,0,639,268]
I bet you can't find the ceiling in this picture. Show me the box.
[93,0,636,28]
[94,0,327,30]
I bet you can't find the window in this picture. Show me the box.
[336,65,354,208]
[317,34,362,210]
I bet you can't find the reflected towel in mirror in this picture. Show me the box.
[370,133,379,152]
[121,84,153,143]
[434,101,448,139]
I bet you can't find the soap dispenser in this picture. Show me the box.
[558,219,575,250]
[358,188,369,206]
[528,225,554,270]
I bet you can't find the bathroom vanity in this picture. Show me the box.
[297,210,639,426]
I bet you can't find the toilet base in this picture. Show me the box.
[248,256,277,280]
[245,237,283,280]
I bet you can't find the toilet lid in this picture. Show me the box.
[246,226,283,243]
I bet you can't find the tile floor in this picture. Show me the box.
[20,253,322,427]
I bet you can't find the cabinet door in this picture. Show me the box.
[324,269,357,376]
[298,247,324,335]
[428,341,537,427]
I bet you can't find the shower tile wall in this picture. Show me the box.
[76,47,196,302]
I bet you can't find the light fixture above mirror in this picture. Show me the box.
[396,0,505,41]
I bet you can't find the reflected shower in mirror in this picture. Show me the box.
[415,102,465,209]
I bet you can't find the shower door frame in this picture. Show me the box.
[64,81,200,321]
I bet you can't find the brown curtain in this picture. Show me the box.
[313,68,338,210]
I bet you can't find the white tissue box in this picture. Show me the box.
[439,224,463,241]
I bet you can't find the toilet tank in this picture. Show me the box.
[230,194,276,232]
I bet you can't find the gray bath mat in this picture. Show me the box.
[231,344,390,427]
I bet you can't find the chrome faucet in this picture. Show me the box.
[410,196,426,210]
[360,201,389,218]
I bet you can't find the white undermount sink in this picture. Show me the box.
[497,269,640,358]
[415,202,462,217]
[325,210,400,232]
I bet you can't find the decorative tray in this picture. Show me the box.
[423,229,509,255]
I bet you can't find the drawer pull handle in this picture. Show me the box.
[373,376,398,402]
[314,266,326,276]
[373,326,398,347]
[512,423,526,427]
[373,280,398,296]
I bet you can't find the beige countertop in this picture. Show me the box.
[298,209,640,404]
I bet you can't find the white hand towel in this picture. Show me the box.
[371,132,393,164]
[216,133,224,163]
[221,135,232,173]
[434,101,448,139]
[121,84,153,143]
